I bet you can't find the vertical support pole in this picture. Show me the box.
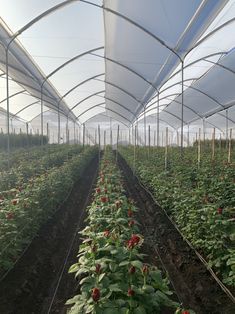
[104,130,106,151]
[226,109,229,149]
[219,133,222,151]
[66,116,69,144]
[148,125,150,158]
[58,104,61,144]
[79,126,81,144]
[154,130,156,147]
[165,127,168,171]
[46,122,49,144]
[95,129,97,145]
[198,128,201,168]
[40,87,44,147]
[187,125,190,147]
[144,108,147,147]
[128,128,131,146]
[6,48,10,167]
[110,117,112,146]
[228,128,232,164]
[110,130,113,148]
[157,92,160,147]
[98,125,101,164]
[26,122,29,148]
[133,125,137,175]
[180,60,184,156]
[73,121,76,144]
[212,127,215,162]
[116,125,120,162]
[177,130,179,146]
[83,124,85,147]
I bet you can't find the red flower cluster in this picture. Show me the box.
[142,264,149,275]
[128,209,133,217]
[182,311,190,314]
[91,287,100,302]
[127,234,140,249]
[128,220,135,227]
[100,196,108,203]
[217,207,223,214]
[95,264,101,274]
[11,199,18,206]
[6,212,14,220]
[129,266,136,274]
[127,288,135,297]
[103,230,110,237]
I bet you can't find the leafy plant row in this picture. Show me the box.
[0,143,70,171]
[0,147,97,274]
[120,147,235,287]
[0,133,48,150]
[66,150,192,314]
[0,145,84,191]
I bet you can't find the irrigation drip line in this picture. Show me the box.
[132,168,235,304]
[46,160,99,314]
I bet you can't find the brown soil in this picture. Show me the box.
[117,153,235,314]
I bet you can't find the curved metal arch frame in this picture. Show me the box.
[76,101,105,119]
[4,0,235,138]
[96,95,137,119]
[70,89,137,121]
[12,101,40,118]
[85,112,129,128]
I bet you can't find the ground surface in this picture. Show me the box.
[0,152,234,314]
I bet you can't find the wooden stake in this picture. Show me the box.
[212,128,215,161]
[165,127,168,171]
[198,128,201,168]
[228,128,232,163]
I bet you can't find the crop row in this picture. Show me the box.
[66,150,192,314]
[0,147,98,275]
[0,145,84,191]
[120,147,235,287]
[0,143,74,171]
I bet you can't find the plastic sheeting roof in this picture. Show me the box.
[0,0,235,133]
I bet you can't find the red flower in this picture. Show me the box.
[217,207,223,214]
[142,264,149,275]
[128,209,133,217]
[104,230,110,237]
[127,288,135,297]
[182,311,190,314]
[127,234,140,249]
[91,287,100,302]
[128,220,135,227]
[129,266,136,274]
[96,187,101,194]
[95,264,101,274]
[6,212,14,220]
[11,199,18,206]
[100,196,108,203]
[91,245,97,253]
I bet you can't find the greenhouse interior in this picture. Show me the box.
[0,1,235,314]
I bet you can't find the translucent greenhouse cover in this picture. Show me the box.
[0,0,234,134]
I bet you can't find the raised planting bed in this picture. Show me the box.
[66,149,191,314]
